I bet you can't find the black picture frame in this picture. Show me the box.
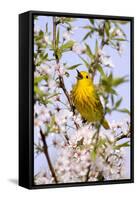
[19,10,134,189]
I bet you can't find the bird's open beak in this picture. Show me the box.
[76,69,83,80]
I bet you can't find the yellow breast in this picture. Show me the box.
[72,84,103,122]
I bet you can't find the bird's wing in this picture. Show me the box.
[94,92,104,116]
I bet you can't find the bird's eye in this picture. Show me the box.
[86,75,88,79]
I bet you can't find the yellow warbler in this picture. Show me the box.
[71,70,110,129]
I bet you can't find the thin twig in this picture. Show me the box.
[40,129,58,183]
[115,132,130,142]
[85,165,91,181]
[59,75,72,107]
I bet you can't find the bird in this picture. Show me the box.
[71,70,110,129]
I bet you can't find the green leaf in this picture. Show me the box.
[117,108,130,114]
[105,21,110,37]
[83,25,93,30]
[67,64,81,70]
[111,94,114,106]
[34,74,48,85]
[108,73,113,81]
[101,74,118,95]
[112,76,128,86]
[50,116,55,129]
[61,40,75,51]
[79,55,90,68]
[39,53,48,61]
[113,22,127,38]
[65,71,70,77]
[56,28,60,47]
[96,138,106,148]
[101,74,128,96]
[110,88,118,95]
[97,64,105,77]
[39,30,44,38]
[91,150,96,161]
[45,23,48,33]
[95,40,98,54]
[85,43,94,59]
[105,107,111,113]
[115,98,123,108]
[113,38,127,41]
[55,48,62,59]
[89,19,94,25]
[82,31,92,41]
[34,85,44,97]
[114,141,130,150]
[47,93,61,100]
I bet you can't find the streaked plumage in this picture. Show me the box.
[71,70,109,129]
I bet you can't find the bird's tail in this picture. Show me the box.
[102,119,110,129]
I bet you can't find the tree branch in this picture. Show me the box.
[53,16,79,129]
[40,129,58,183]
[85,165,91,181]
[115,132,130,142]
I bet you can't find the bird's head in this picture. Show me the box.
[76,70,92,85]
